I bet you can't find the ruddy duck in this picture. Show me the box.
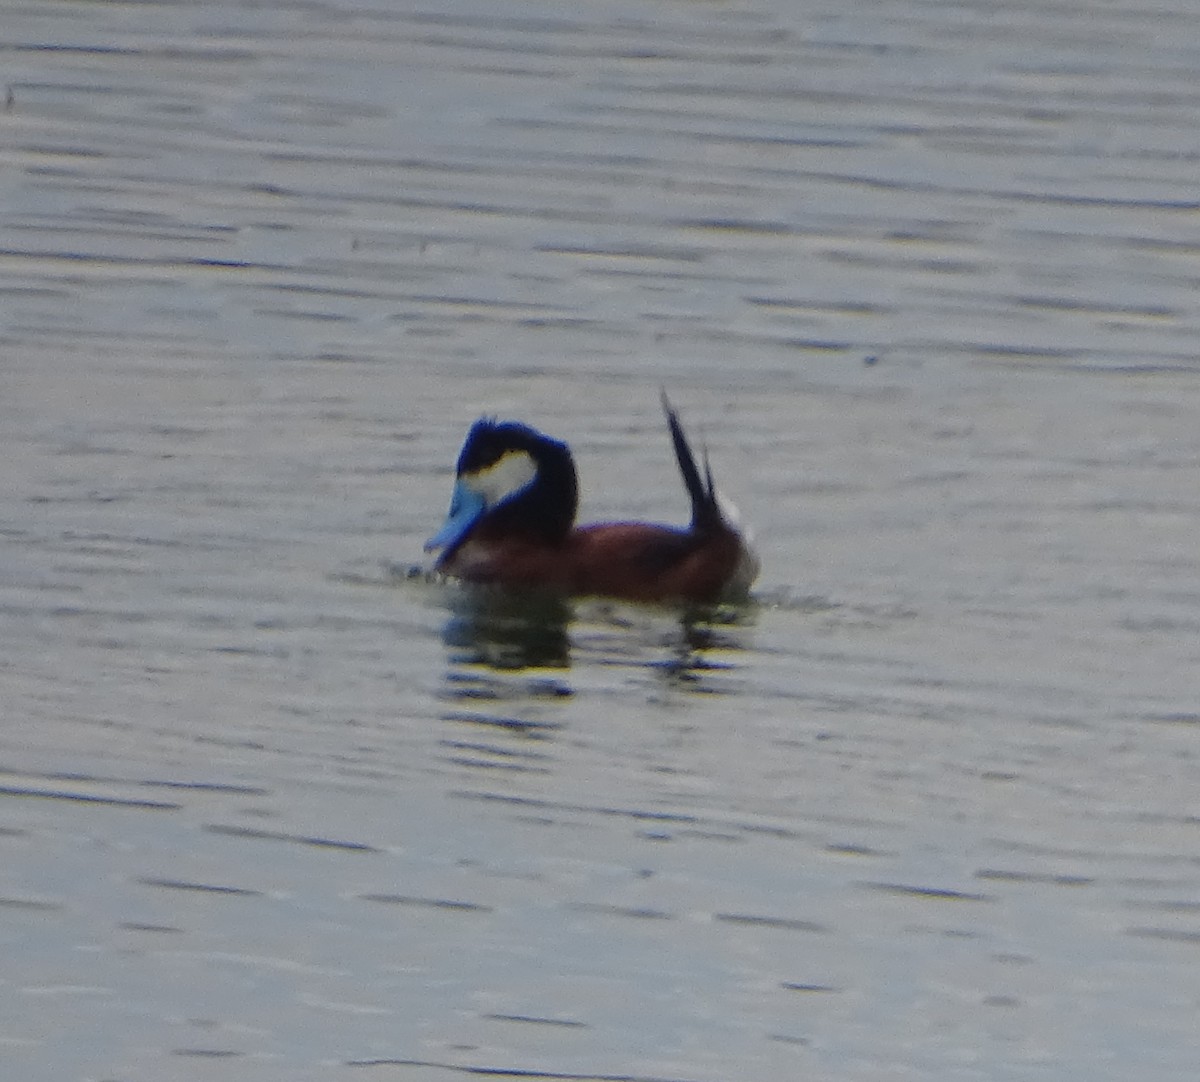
[425,394,758,603]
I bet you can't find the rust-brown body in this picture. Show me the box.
[443,520,751,603]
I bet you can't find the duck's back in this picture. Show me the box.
[567,521,751,603]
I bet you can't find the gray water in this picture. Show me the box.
[3,1,1200,1080]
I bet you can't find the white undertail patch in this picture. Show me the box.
[717,492,760,591]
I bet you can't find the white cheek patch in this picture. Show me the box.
[466,449,537,507]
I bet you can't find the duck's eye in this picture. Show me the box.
[467,449,537,506]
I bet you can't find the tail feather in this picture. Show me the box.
[661,391,723,533]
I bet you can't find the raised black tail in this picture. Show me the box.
[661,392,723,534]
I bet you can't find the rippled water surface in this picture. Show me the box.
[4,1,1200,1080]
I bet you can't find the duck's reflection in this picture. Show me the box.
[645,608,751,691]
[439,586,755,695]
[436,589,757,773]
[441,587,573,672]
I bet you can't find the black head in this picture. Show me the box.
[426,417,578,557]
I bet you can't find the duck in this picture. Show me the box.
[424,394,758,603]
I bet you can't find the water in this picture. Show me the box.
[3,1,1200,1079]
